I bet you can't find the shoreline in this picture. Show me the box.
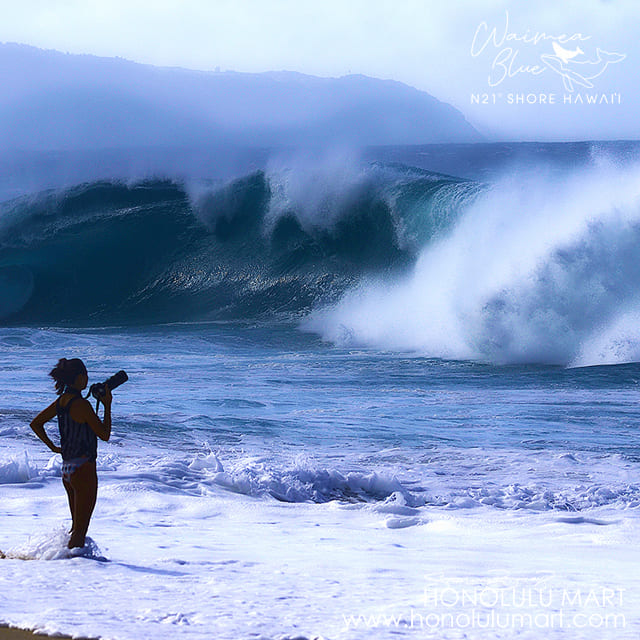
[0,627,95,640]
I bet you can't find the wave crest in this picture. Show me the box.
[0,163,475,325]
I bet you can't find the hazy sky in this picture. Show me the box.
[1,0,638,140]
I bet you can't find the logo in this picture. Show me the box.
[470,11,625,105]
[541,44,625,92]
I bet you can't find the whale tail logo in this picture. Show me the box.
[598,50,626,65]
[541,46,626,92]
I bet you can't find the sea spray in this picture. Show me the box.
[305,159,640,366]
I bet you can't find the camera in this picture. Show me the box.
[89,370,128,401]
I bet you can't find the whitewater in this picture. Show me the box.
[1,142,640,639]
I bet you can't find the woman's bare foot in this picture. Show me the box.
[68,534,86,549]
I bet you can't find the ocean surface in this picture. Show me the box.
[1,141,640,639]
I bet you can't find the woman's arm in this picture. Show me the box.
[74,389,112,442]
[30,401,62,454]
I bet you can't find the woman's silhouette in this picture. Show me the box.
[30,358,111,549]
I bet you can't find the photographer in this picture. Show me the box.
[30,358,112,549]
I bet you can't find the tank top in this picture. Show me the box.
[57,391,98,462]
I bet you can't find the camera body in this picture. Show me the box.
[89,370,128,401]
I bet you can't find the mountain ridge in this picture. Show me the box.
[0,42,482,150]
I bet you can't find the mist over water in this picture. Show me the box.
[306,150,640,367]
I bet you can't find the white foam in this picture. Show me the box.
[572,304,640,366]
[2,469,639,640]
[0,452,38,484]
[198,453,409,503]
[4,527,105,561]
[2,320,639,639]
[305,160,640,366]
[5,438,640,512]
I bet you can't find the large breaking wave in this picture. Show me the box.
[306,156,640,367]
[0,162,478,325]
[4,151,640,367]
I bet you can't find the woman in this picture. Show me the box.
[30,358,111,549]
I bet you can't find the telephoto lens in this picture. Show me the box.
[105,370,128,391]
[90,370,129,400]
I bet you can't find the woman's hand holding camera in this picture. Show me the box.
[100,386,112,406]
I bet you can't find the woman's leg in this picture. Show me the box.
[67,462,98,549]
[62,477,76,534]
